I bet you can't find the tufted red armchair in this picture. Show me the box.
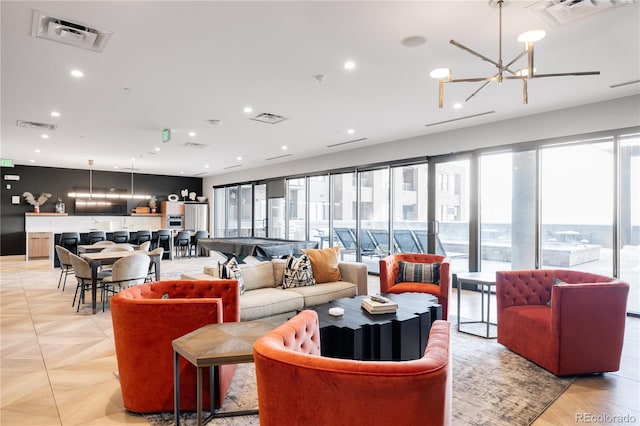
[110,279,240,413]
[254,310,452,426]
[379,254,451,319]
[496,270,629,376]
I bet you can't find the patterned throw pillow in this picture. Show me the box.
[396,261,440,284]
[282,253,316,288]
[218,257,245,295]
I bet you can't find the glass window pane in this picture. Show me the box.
[620,134,640,314]
[332,172,356,260]
[287,178,306,240]
[254,184,267,237]
[227,186,238,237]
[239,184,252,237]
[309,175,330,248]
[480,151,536,273]
[436,160,470,273]
[392,164,428,255]
[359,169,389,273]
[541,140,613,273]
[213,187,226,237]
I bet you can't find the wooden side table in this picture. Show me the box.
[455,272,497,339]
[172,320,277,426]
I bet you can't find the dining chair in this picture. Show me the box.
[59,232,80,255]
[190,230,209,257]
[101,254,151,311]
[101,244,134,253]
[155,229,172,258]
[174,231,191,258]
[91,240,115,247]
[68,253,108,312]
[135,230,152,245]
[139,241,151,252]
[146,247,164,281]
[54,245,74,291]
[88,230,107,244]
[113,231,130,244]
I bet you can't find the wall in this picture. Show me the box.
[0,165,202,256]
[204,95,640,187]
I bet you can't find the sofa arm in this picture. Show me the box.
[339,261,368,295]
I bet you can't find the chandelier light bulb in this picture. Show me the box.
[517,30,546,43]
[430,68,451,79]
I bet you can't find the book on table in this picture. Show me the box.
[361,297,398,314]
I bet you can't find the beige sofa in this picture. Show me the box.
[181,259,368,321]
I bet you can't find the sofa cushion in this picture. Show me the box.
[285,281,357,307]
[282,254,316,288]
[239,261,276,291]
[302,246,342,284]
[239,288,304,321]
[396,261,440,284]
[219,257,245,294]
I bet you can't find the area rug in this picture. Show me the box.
[146,323,575,426]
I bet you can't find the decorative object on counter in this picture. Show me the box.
[197,196,207,203]
[55,198,65,214]
[180,189,189,201]
[148,196,158,213]
[23,192,52,213]
[188,191,196,201]
[167,193,179,202]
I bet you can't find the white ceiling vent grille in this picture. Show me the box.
[31,10,113,53]
[250,113,289,124]
[528,0,633,27]
[183,142,209,149]
[16,120,57,130]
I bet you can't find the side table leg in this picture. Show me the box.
[197,367,203,426]
[174,350,181,426]
[456,275,461,332]
[486,284,491,338]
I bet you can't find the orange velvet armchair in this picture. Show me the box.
[110,279,240,413]
[253,310,452,426]
[496,270,629,376]
[379,253,451,319]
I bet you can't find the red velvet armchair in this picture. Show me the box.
[254,310,451,426]
[110,279,240,413]
[379,253,451,319]
[496,269,629,376]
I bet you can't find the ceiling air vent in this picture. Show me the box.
[16,120,57,130]
[265,154,292,161]
[326,138,368,148]
[224,164,243,170]
[425,111,495,127]
[31,10,113,53]
[528,0,632,28]
[183,142,209,149]
[250,113,288,124]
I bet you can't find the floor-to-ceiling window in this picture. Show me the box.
[213,187,226,237]
[392,164,429,255]
[287,178,306,241]
[254,184,267,237]
[332,171,357,259]
[309,175,330,248]
[358,168,389,272]
[620,133,639,313]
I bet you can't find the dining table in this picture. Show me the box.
[80,250,162,314]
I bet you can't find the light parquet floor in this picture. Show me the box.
[1,256,638,425]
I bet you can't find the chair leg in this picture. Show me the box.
[58,268,64,289]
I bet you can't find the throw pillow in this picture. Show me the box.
[282,253,316,288]
[301,246,342,283]
[218,257,245,295]
[546,277,568,307]
[396,261,440,284]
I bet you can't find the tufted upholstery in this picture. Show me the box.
[379,254,451,319]
[110,279,240,413]
[254,310,451,426]
[496,270,629,376]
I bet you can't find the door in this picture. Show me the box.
[268,198,285,239]
[254,184,267,237]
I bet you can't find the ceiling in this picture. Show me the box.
[2,1,639,177]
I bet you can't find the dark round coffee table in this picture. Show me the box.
[308,292,441,361]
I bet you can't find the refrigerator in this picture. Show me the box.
[184,203,208,232]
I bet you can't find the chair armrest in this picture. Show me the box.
[338,261,368,295]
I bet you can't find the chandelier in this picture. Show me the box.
[430,0,600,108]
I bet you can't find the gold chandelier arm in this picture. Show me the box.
[449,76,499,83]
[523,78,528,104]
[531,71,601,78]
[504,49,528,74]
[464,72,501,102]
[450,39,501,69]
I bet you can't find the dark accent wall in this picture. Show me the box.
[0,165,203,256]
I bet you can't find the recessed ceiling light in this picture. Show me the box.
[155,147,161,151]
[114,166,119,169]
[41,134,49,139]
[34,149,41,153]
[282,145,288,150]
[188,131,196,137]
[50,111,60,117]
[243,106,253,113]
[29,159,35,163]
[204,164,210,168]
[180,171,185,174]
[70,69,84,78]
[344,61,356,71]
[237,156,243,161]
[401,35,427,48]
[453,103,462,109]
[347,129,355,135]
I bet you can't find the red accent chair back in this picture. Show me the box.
[254,310,452,426]
[496,269,629,376]
[110,279,240,413]
[379,253,451,319]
